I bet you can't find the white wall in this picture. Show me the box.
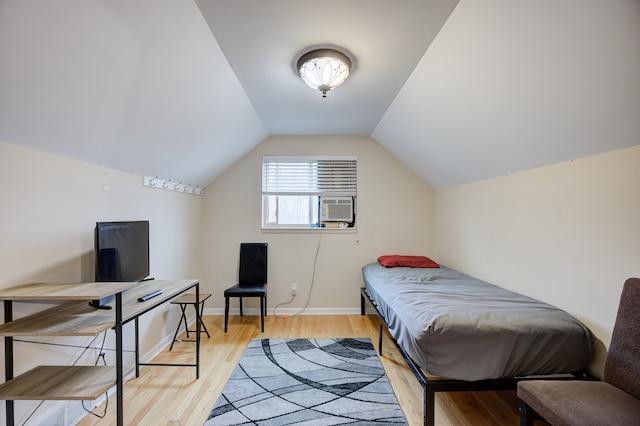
[435,145,640,375]
[0,141,203,424]
[201,136,437,314]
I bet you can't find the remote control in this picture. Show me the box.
[138,290,163,302]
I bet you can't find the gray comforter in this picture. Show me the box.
[362,263,594,381]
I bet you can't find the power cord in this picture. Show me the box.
[15,332,109,425]
[273,229,323,318]
[273,294,296,317]
[81,331,109,418]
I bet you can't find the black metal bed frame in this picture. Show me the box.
[360,287,589,426]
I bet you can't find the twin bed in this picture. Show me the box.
[360,257,594,425]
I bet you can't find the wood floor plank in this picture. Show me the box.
[76,314,522,425]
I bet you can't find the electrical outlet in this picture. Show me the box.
[291,282,297,295]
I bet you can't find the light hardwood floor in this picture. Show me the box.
[77,314,527,426]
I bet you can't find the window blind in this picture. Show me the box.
[262,156,357,197]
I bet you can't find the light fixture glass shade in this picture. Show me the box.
[297,49,351,98]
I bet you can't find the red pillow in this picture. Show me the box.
[377,255,440,268]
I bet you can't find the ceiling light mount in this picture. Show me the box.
[297,48,352,98]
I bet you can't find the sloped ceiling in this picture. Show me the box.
[373,1,640,188]
[1,0,639,189]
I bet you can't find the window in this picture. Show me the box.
[262,156,357,229]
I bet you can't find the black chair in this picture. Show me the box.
[224,243,268,333]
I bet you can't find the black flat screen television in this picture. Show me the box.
[90,220,150,308]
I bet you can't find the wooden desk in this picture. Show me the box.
[109,279,202,377]
[0,279,199,426]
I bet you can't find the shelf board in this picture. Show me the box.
[0,281,136,301]
[0,279,200,336]
[117,279,199,320]
[0,301,114,336]
[0,366,116,400]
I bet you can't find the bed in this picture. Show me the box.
[360,258,594,425]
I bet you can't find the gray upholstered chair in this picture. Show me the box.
[517,277,640,426]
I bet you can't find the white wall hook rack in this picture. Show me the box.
[143,176,205,196]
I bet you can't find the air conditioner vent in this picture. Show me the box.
[321,197,354,222]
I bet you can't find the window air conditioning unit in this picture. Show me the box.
[321,197,354,222]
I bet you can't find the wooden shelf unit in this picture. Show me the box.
[0,281,135,426]
[0,279,201,425]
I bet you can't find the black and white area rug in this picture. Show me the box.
[204,338,407,425]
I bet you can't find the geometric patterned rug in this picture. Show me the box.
[204,338,407,425]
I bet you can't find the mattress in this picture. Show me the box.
[362,262,594,381]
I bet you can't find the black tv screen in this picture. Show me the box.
[95,221,150,282]
[91,221,150,308]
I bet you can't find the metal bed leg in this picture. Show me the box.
[426,383,435,426]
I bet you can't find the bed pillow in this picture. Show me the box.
[377,255,440,268]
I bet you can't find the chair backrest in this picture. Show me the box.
[604,277,640,398]
[238,243,268,286]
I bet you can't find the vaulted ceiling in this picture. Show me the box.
[1,1,639,189]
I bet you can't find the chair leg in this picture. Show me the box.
[239,297,243,316]
[260,296,264,332]
[180,304,190,338]
[224,296,229,333]
[169,305,187,351]
[519,400,535,426]
[198,301,210,337]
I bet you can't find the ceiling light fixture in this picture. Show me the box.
[297,48,352,98]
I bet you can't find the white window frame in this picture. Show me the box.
[261,155,357,231]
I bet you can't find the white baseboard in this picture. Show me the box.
[204,307,364,316]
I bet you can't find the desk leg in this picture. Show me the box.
[196,283,200,379]
[116,292,124,426]
[135,316,140,377]
[4,301,14,426]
